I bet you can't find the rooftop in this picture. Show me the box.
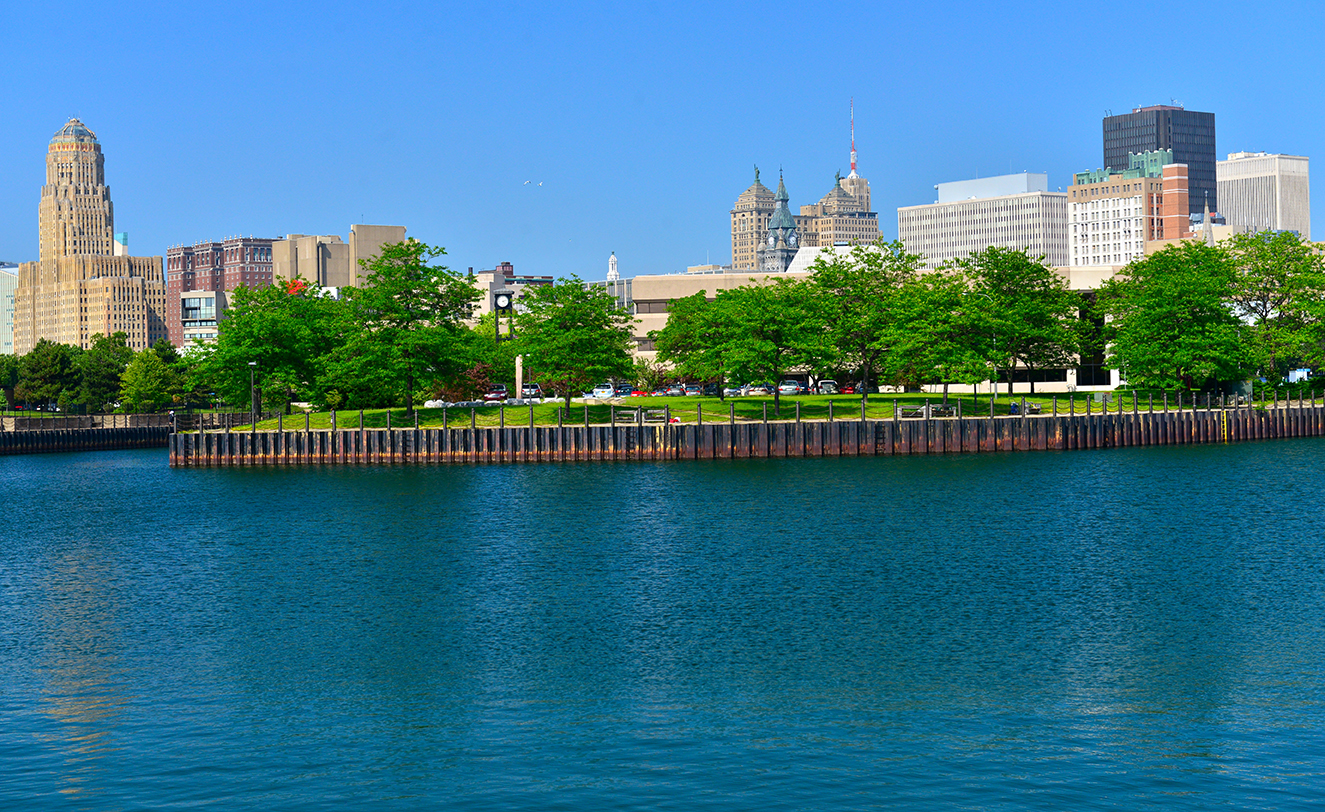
[50,118,98,145]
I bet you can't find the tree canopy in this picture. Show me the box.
[513,276,636,407]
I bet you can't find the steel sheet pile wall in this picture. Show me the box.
[1,427,171,456]
[170,403,1325,467]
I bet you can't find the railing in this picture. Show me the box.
[1,413,174,432]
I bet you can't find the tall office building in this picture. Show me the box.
[1068,150,1177,266]
[731,168,776,270]
[1217,152,1310,240]
[1103,105,1215,216]
[14,120,167,355]
[0,263,17,355]
[897,172,1068,267]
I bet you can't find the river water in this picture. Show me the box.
[2,443,1322,810]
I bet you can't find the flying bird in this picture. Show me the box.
[538,182,543,186]
[523,180,531,185]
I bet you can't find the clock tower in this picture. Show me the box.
[756,173,800,273]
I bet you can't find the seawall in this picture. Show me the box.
[168,402,1325,466]
[1,426,171,456]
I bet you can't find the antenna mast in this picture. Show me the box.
[849,98,858,177]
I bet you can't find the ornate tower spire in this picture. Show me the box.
[607,251,619,281]
[848,98,859,179]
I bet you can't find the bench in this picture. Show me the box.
[899,405,956,418]
[615,408,669,423]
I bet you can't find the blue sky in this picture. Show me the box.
[3,0,1321,280]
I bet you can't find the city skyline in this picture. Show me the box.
[2,1,1321,281]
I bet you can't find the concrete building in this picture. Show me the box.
[797,173,879,249]
[165,237,275,346]
[14,119,168,355]
[1,264,17,354]
[1217,152,1310,239]
[1069,150,1175,266]
[177,290,229,344]
[897,172,1069,266]
[470,261,554,320]
[271,224,406,288]
[730,167,776,270]
[1104,104,1216,215]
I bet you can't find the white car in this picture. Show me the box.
[591,383,616,398]
[777,381,801,395]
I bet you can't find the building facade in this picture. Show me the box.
[797,173,879,248]
[14,120,167,355]
[730,168,776,270]
[165,237,275,345]
[757,175,801,273]
[897,172,1068,266]
[0,264,17,355]
[271,224,407,289]
[1103,105,1216,216]
[1217,152,1310,239]
[1068,150,1174,266]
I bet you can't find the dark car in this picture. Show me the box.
[615,385,634,397]
[483,384,508,402]
[701,383,721,397]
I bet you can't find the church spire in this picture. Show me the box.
[1202,191,1215,246]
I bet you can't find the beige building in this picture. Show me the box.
[1217,152,1311,240]
[730,168,776,270]
[271,224,407,289]
[898,173,1069,267]
[14,120,167,354]
[797,172,879,248]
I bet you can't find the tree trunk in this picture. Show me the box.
[861,359,872,403]
[942,381,949,405]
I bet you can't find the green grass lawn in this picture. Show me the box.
[211,390,1213,432]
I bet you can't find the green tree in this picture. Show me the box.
[76,332,133,412]
[17,339,81,409]
[710,278,828,415]
[119,349,176,412]
[650,291,731,395]
[202,276,346,411]
[0,354,19,410]
[959,247,1083,395]
[1225,230,1325,377]
[323,240,479,411]
[808,239,922,399]
[886,271,990,402]
[152,337,181,367]
[1098,241,1250,390]
[513,277,636,407]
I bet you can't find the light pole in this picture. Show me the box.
[248,361,257,430]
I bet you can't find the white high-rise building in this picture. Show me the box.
[897,172,1068,266]
[0,263,18,355]
[1217,152,1310,240]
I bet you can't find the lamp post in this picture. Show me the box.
[248,361,257,430]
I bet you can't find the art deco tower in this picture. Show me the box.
[39,120,115,261]
[15,120,166,355]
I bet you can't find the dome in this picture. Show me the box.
[50,118,98,145]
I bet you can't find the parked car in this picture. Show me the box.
[521,383,546,399]
[665,384,686,396]
[746,384,772,396]
[701,383,721,397]
[684,384,701,397]
[591,383,616,398]
[615,385,634,397]
[722,385,742,398]
[840,383,857,395]
[483,384,509,402]
[818,380,839,394]
[777,381,801,395]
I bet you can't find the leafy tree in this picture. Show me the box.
[1225,230,1325,377]
[152,337,181,367]
[119,349,176,412]
[513,276,636,407]
[76,332,133,412]
[959,247,1083,395]
[0,354,19,410]
[710,278,828,415]
[632,356,669,392]
[202,276,346,412]
[650,291,731,395]
[886,271,990,402]
[17,339,80,409]
[431,362,493,403]
[322,241,479,411]
[808,240,922,399]
[1098,241,1250,390]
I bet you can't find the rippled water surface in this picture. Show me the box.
[2,443,1323,810]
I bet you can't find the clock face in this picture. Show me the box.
[767,234,775,246]
[495,294,511,309]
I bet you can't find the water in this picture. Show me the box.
[2,443,1323,810]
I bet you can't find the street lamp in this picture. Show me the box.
[248,361,257,430]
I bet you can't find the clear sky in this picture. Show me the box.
[3,0,1321,280]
